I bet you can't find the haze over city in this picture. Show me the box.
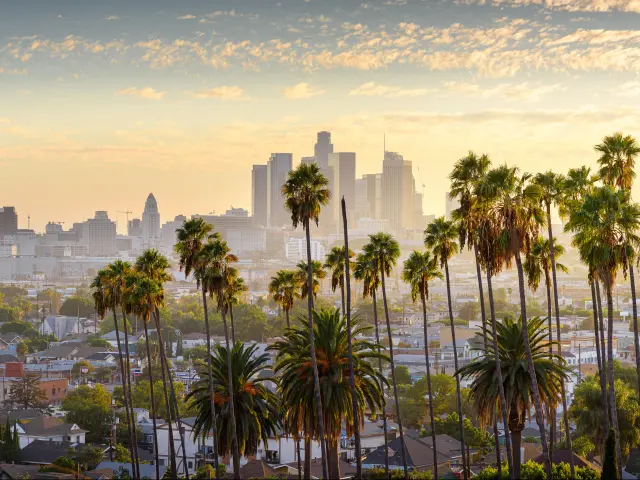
[4,0,640,231]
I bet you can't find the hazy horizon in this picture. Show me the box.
[3,0,640,232]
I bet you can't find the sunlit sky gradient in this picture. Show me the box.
[2,0,640,232]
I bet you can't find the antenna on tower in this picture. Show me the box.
[28,215,30,230]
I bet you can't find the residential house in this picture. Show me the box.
[362,435,458,473]
[14,415,86,448]
[18,440,107,466]
[41,316,81,340]
[0,464,74,479]
[0,377,69,407]
[285,458,356,479]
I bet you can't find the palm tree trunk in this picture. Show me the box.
[545,277,555,461]
[629,264,640,395]
[473,241,501,480]
[545,206,575,477]
[380,268,409,480]
[606,284,623,477]
[142,320,161,480]
[296,438,302,480]
[372,288,390,480]
[420,290,438,479]
[328,438,340,479]
[229,304,236,344]
[220,309,240,479]
[342,198,361,479]
[152,329,177,479]
[202,287,220,479]
[590,281,609,437]
[121,312,141,480]
[154,310,190,479]
[285,308,291,329]
[304,436,311,479]
[509,407,523,480]
[112,309,139,479]
[515,251,552,479]
[340,278,345,317]
[443,261,468,480]
[596,280,607,377]
[304,218,328,479]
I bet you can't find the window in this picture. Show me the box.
[188,461,193,469]
[67,436,71,441]
[158,459,165,466]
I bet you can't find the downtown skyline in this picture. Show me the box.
[3,0,640,231]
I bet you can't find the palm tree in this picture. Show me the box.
[175,218,221,478]
[102,261,140,479]
[425,218,469,480]
[91,269,139,477]
[295,260,326,300]
[596,133,640,393]
[365,232,408,480]
[282,163,331,480]
[224,268,247,343]
[134,249,190,479]
[270,309,388,479]
[402,249,442,478]
[457,316,570,479]
[199,238,241,477]
[187,343,280,467]
[353,251,389,479]
[268,270,300,328]
[324,245,354,315]
[125,273,166,479]
[565,185,640,476]
[533,170,575,475]
[478,165,552,478]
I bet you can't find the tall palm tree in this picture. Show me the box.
[365,232,408,480]
[478,165,552,478]
[457,316,570,479]
[402,249,442,478]
[533,170,575,476]
[295,260,326,300]
[566,185,640,477]
[91,269,139,477]
[134,249,190,479]
[199,238,241,477]
[425,218,469,480]
[324,245,354,315]
[353,251,389,480]
[224,268,247,344]
[271,309,388,479]
[268,270,301,328]
[282,163,331,479]
[187,343,280,467]
[126,273,166,479]
[175,218,221,478]
[103,261,140,479]
[596,133,640,392]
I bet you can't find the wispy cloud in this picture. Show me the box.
[176,14,196,20]
[189,86,248,100]
[349,82,433,97]
[611,81,640,97]
[105,15,120,21]
[443,81,563,102]
[116,87,167,100]
[282,82,326,99]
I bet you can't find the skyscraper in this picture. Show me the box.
[128,218,142,237]
[328,152,356,225]
[84,211,117,256]
[313,131,333,169]
[267,153,293,228]
[445,192,460,220]
[382,152,414,232]
[363,173,383,220]
[252,165,268,227]
[0,207,18,236]
[142,193,161,249]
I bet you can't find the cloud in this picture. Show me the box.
[282,82,326,99]
[189,86,248,100]
[349,81,433,97]
[444,81,563,101]
[458,0,640,13]
[105,15,120,21]
[116,87,167,100]
[176,14,196,20]
[611,81,640,97]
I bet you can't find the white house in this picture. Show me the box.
[14,416,86,448]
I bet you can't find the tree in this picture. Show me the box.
[223,267,247,343]
[175,217,221,478]
[425,217,469,479]
[366,232,409,479]
[6,375,47,410]
[282,162,331,479]
[62,384,112,443]
[457,316,570,479]
[71,360,95,382]
[458,302,479,322]
[130,379,187,420]
[394,366,412,386]
[10,296,32,321]
[15,341,27,359]
[114,443,132,463]
[324,246,354,315]
[269,270,300,328]
[89,337,110,347]
[602,428,620,480]
[271,308,387,479]
[59,297,96,318]
[186,343,280,473]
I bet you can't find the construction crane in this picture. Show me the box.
[117,211,133,224]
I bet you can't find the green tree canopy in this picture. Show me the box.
[59,297,96,317]
[62,384,112,443]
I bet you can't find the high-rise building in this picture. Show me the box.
[355,178,369,219]
[328,152,356,225]
[142,193,161,249]
[161,214,187,253]
[128,218,142,237]
[314,131,333,169]
[301,156,316,165]
[0,207,18,236]
[363,173,383,220]
[382,152,414,232]
[413,191,427,231]
[84,211,116,256]
[445,192,460,220]
[267,153,292,228]
[251,165,268,227]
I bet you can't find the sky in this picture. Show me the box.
[2,0,640,232]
